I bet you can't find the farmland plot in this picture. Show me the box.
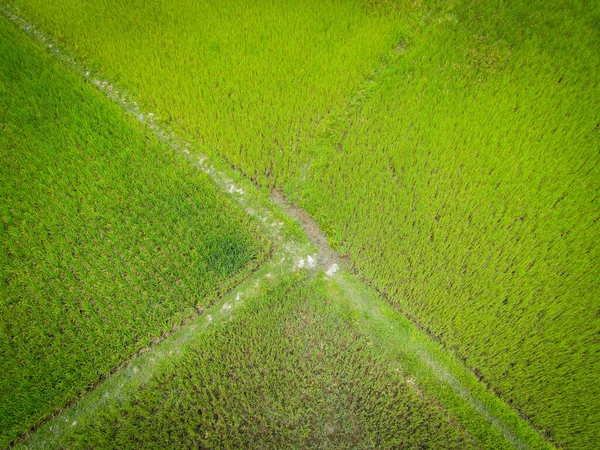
[9,0,411,186]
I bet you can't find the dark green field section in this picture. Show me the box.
[0,17,267,446]
[53,274,475,449]
[7,0,600,448]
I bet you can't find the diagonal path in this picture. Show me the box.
[2,5,552,449]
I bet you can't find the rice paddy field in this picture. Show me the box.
[1,0,599,448]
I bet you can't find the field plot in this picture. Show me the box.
[19,274,476,449]
[0,16,267,446]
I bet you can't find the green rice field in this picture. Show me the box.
[1,0,599,448]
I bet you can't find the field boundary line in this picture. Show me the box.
[2,5,551,450]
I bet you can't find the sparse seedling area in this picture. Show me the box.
[1,0,598,449]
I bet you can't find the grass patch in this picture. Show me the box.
[0,16,268,446]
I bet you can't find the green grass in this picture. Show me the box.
[41,273,476,449]
[5,0,600,447]
[0,16,268,446]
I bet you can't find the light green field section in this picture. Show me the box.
[10,0,411,186]
[0,16,268,447]
[297,1,600,448]
[7,0,600,448]
[20,274,477,449]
